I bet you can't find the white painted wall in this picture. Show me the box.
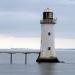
[40,24,56,58]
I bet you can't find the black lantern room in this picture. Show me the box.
[43,11,53,20]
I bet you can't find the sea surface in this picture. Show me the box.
[0,49,75,75]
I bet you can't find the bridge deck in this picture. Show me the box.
[0,50,41,64]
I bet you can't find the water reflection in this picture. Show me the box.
[38,63,59,75]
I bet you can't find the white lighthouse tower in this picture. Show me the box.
[36,8,59,62]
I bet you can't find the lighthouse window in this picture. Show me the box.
[48,32,51,36]
[41,40,42,43]
[48,47,51,50]
[49,12,53,18]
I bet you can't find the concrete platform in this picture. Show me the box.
[36,57,59,63]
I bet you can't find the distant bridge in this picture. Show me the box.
[0,50,40,64]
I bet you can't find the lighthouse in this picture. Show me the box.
[36,8,59,62]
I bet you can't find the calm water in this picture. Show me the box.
[0,50,75,75]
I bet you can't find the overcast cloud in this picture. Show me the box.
[0,0,75,38]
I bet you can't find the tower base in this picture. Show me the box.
[36,56,59,63]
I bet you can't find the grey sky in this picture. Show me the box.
[0,0,75,38]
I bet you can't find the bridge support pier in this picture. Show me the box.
[10,53,12,64]
[24,53,27,64]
